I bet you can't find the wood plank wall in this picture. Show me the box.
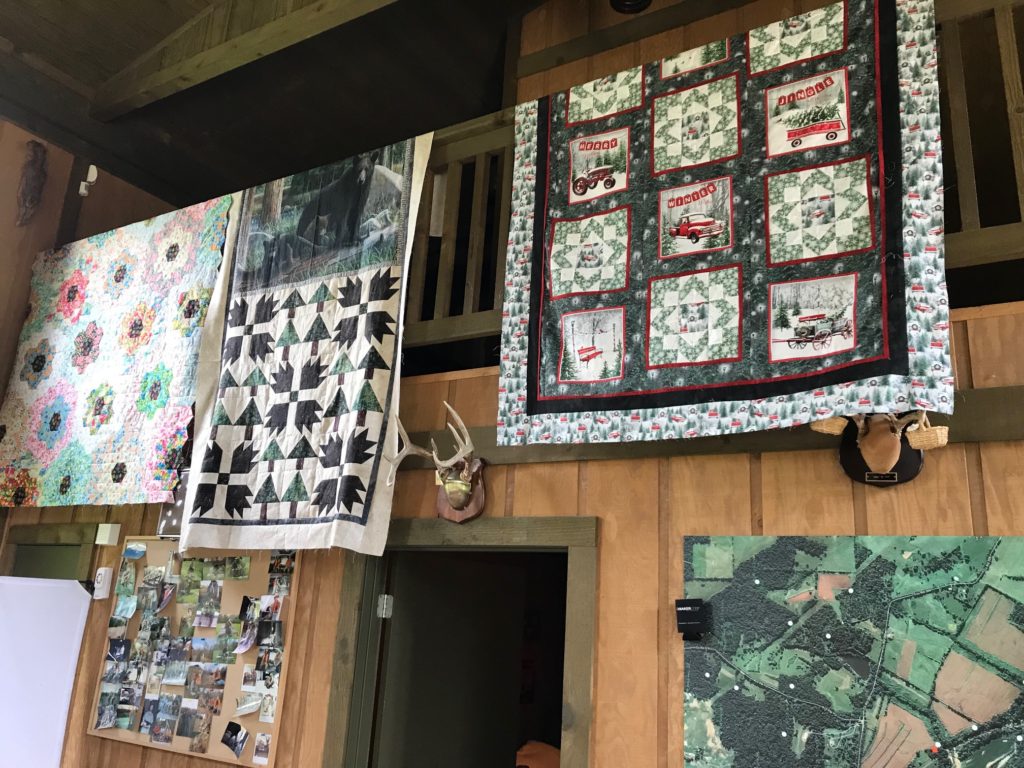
[393,302,1024,768]
[0,120,73,402]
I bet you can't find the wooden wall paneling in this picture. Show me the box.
[446,370,499,428]
[667,454,753,535]
[482,464,509,518]
[585,458,660,767]
[978,440,1024,535]
[392,469,441,519]
[966,312,1024,388]
[398,376,450,433]
[0,121,74,401]
[294,551,344,767]
[72,169,172,243]
[863,444,974,535]
[761,450,856,534]
[511,463,580,517]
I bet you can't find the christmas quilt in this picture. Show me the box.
[0,198,233,506]
[181,136,430,554]
[498,0,950,445]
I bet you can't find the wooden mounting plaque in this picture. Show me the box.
[87,537,299,767]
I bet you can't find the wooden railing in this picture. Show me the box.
[937,0,1024,267]
[403,0,1024,349]
[403,109,514,347]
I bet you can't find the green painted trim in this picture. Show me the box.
[387,516,597,549]
[398,386,1024,468]
[335,517,599,767]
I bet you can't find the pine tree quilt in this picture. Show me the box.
[181,137,429,554]
[498,0,950,445]
[0,199,234,506]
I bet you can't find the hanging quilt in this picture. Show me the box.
[0,198,234,506]
[497,0,950,445]
[181,136,431,554]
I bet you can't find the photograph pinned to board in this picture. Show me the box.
[235,691,262,716]
[107,639,130,663]
[145,664,164,697]
[108,615,128,639]
[102,661,126,684]
[163,660,188,686]
[136,586,158,617]
[189,712,213,754]
[199,687,223,716]
[221,721,249,759]
[175,700,203,738]
[116,559,136,597]
[142,566,165,589]
[233,624,257,655]
[259,594,283,622]
[267,573,290,597]
[178,607,197,637]
[206,558,227,580]
[253,733,272,765]
[259,692,276,724]
[178,559,203,598]
[241,664,259,693]
[113,595,137,619]
[124,541,147,560]
[227,556,251,580]
[254,647,283,692]
[96,687,117,729]
[201,662,229,689]
[115,703,137,731]
[191,636,216,663]
[194,579,222,627]
[256,620,284,649]
[185,662,204,697]
[213,632,237,664]
[139,695,159,735]
[268,551,295,575]
[157,582,177,612]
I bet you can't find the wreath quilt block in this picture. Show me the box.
[498,0,950,445]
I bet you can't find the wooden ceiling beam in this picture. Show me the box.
[92,0,397,121]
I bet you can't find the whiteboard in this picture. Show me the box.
[0,577,91,768]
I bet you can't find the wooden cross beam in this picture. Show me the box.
[92,0,397,122]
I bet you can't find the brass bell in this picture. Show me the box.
[442,477,473,510]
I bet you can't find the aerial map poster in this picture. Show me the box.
[497,0,951,445]
[683,536,1024,767]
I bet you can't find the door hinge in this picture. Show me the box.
[376,593,394,619]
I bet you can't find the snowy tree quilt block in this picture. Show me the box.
[498,0,950,445]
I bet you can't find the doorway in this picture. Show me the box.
[332,516,597,768]
[0,523,96,581]
[369,551,567,767]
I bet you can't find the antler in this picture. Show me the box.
[385,416,433,486]
[386,402,475,485]
[430,401,475,470]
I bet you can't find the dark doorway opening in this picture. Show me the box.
[368,551,568,768]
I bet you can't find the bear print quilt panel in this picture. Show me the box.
[497,0,951,445]
[0,197,234,506]
[181,136,430,554]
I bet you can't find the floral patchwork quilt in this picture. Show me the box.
[498,0,950,445]
[0,198,233,505]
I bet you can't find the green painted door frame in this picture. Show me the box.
[323,516,598,768]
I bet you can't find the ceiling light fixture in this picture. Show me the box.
[610,0,652,13]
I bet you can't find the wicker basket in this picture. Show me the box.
[905,413,948,450]
[810,416,848,435]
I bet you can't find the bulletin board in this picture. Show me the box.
[88,537,299,766]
